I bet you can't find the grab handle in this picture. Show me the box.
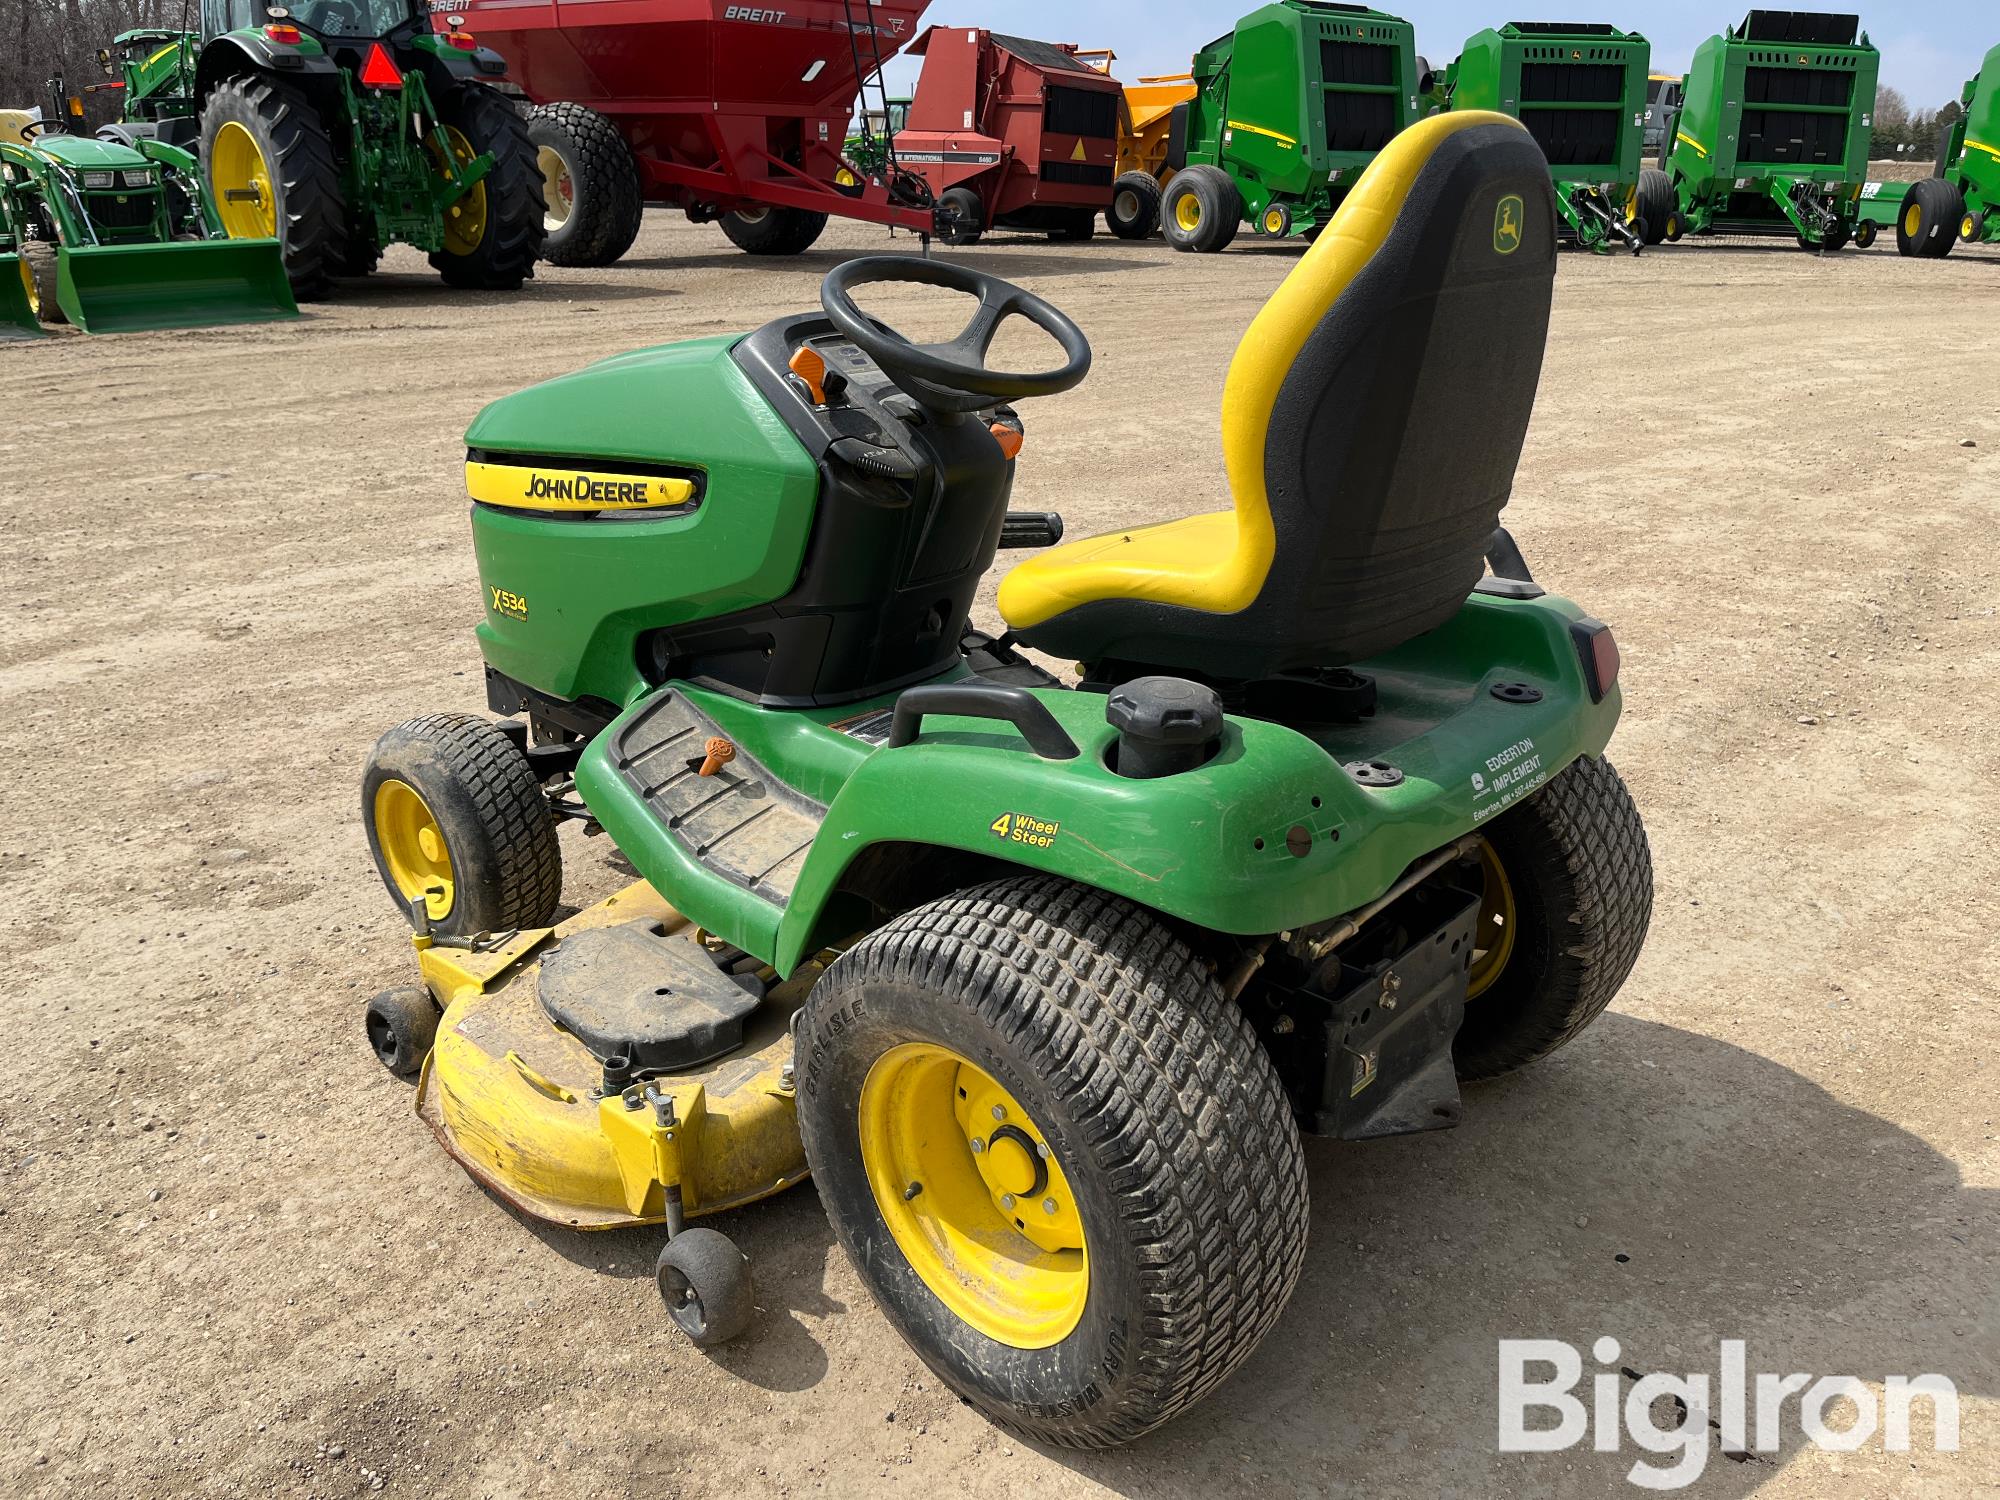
[887,683,1079,760]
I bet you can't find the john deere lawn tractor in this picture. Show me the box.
[359,111,1652,1446]
[0,86,292,332]
[1162,0,1423,250]
[1438,23,1654,254]
[1656,10,1881,251]
[1857,41,2000,258]
[108,0,542,298]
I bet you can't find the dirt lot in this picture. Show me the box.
[2,214,1995,1499]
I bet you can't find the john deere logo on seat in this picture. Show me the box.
[1494,194,1524,254]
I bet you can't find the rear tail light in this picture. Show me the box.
[444,29,477,50]
[1571,617,1620,703]
[263,22,302,42]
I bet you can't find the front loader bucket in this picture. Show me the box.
[55,237,296,334]
[0,255,44,339]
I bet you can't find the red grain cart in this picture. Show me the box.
[893,28,1139,243]
[454,0,945,265]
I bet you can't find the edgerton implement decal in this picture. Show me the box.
[1471,736,1544,822]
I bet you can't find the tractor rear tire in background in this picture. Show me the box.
[1634,167,1674,246]
[937,185,984,245]
[526,101,643,267]
[1161,164,1241,254]
[1452,755,1653,1082]
[362,713,563,941]
[201,74,346,300]
[1896,176,1962,259]
[796,876,1309,1447]
[1106,170,1161,239]
[19,241,62,325]
[429,84,545,290]
[720,205,828,255]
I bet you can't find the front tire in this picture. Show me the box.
[1897,176,1962,259]
[719,204,828,255]
[19,241,62,325]
[1105,170,1161,239]
[429,83,545,289]
[525,101,642,267]
[796,876,1308,1448]
[201,74,346,300]
[1454,755,1653,1081]
[362,713,562,939]
[1160,164,1241,253]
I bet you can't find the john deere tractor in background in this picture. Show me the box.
[0,84,293,332]
[1857,41,2000,258]
[106,0,543,299]
[1161,1,1422,251]
[1655,10,1880,252]
[1436,22,1653,253]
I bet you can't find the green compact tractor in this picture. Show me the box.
[1437,22,1654,253]
[107,0,543,299]
[1161,0,1422,251]
[0,87,293,332]
[360,111,1653,1445]
[1857,41,2000,258]
[1657,9,1881,251]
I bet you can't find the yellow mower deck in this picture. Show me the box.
[414,883,812,1229]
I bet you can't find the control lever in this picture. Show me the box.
[999,511,1064,549]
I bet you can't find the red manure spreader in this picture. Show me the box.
[893,28,1137,243]
[455,0,947,264]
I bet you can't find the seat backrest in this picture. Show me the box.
[1220,110,1557,668]
[0,111,37,149]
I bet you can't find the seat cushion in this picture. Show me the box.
[997,511,1260,631]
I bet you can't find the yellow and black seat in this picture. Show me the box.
[997,112,1558,678]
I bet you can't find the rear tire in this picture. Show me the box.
[525,101,642,267]
[430,83,545,289]
[1897,176,1962,259]
[1634,167,1674,246]
[1105,170,1160,239]
[362,713,562,940]
[1160,164,1241,253]
[1453,755,1653,1081]
[19,241,63,325]
[719,204,828,255]
[797,875,1308,1447]
[201,74,345,300]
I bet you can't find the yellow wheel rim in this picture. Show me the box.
[1263,207,1284,234]
[1963,214,1977,240]
[1465,839,1517,1002]
[373,779,455,921]
[858,1043,1088,1349]
[1903,202,1922,238]
[834,166,858,188]
[211,121,277,239]
[20,254,36,316]
[1174,193,1202,233]
[1624,183,1638,223]
[537,145,572,231]
[433,125,488,255]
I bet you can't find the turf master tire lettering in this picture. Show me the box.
[796,876,1309,1448]
[719,204,830,256]
[1161,164,1241,254]
[1453,755,1653,1081]
[430,85,546,290]
[362,713,562,940]
[201,75,346,301]
[525,101,643,267]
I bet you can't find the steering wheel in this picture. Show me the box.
[819,256,1090,415]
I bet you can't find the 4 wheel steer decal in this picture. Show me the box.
[990,812,1060,850]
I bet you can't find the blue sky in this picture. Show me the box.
[874,2,1989,110]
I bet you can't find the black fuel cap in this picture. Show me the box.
[1106,677,1223,779]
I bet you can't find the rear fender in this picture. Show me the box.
[194,32,339,107]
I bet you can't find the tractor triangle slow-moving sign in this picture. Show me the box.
[1070,139,1086,162]
[359,42,403,89]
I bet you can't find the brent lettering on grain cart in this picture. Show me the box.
[359,111,1653,1449]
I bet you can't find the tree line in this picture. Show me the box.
[1869,85,1966,162]
[4,0,199,124]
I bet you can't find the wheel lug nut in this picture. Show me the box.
[969,1137,985,1154]
[1000,1193,1016,1210]
[990,1104,1006,1121]
[1042,1197,1058,1215]
[1035,1142,1050,1159]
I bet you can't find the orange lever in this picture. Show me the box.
[990,422,1024,460]
[788,346,828,405]
[698,737,737,777]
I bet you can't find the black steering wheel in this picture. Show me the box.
[819,256,1090,415]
